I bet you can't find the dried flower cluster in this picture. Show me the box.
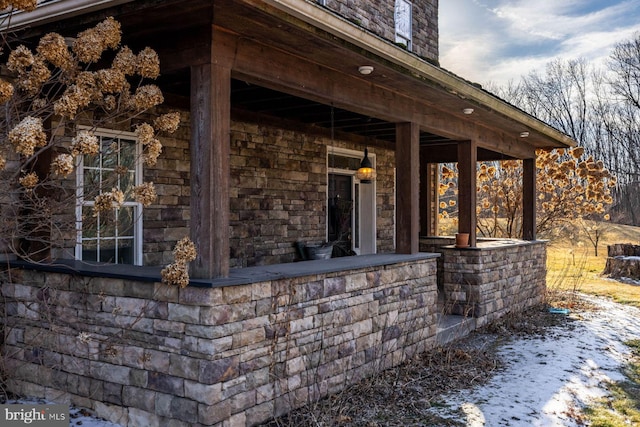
[154,112,181,133]
[133,182,157,207]
[8,116,47,156]
[0,0,38,12]
[51,154,75,177]
[161,237,197,288]
[0,78,14,103]
[19,172,38,189]
[70,130,100,156]
[92,188,125,217]
[72,17,121,63]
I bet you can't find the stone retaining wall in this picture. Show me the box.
[2,258,438,426]
[439,241,547,326]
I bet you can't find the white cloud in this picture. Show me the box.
[439,0,640,86]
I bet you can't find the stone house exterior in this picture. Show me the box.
[1,1,573,425]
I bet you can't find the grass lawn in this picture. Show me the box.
[546,221,640,308]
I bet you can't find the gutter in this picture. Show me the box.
[255,0,576,148]
[6,0,134,28]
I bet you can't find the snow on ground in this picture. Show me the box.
[4,295,640,426]
[431,295,640,426]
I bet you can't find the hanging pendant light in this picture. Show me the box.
[356,147,376,184]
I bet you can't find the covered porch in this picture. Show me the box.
[96,0,574,278]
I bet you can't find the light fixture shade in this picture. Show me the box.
[358,65,374,75]
[356,148,376,183]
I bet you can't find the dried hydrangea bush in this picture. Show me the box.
[0,4,181,264]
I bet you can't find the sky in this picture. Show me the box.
[439,0,640,88]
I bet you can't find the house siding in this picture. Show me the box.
[319,0,439,62]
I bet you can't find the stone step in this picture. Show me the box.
[436,314,477,345]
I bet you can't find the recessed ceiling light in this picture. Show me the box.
[463,108,474,115]
[520,131,530,138]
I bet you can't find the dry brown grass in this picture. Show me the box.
[546,221,640,308]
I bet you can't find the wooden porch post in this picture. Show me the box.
[396,122,420,253]
[522,158,536,240]
[419,149,437,236]
[457,140,477,247]
[190,59,231,278]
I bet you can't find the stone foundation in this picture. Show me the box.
[2,257,437,426]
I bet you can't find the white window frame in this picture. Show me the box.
[395,0,413,50]
[75,127,143,265]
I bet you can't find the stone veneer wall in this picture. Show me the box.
[229,120,396,268]
[47,111,397,269]
[440,241,547,326]
[319,0,439,62]
[2,258,437,426]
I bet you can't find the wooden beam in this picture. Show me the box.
[396,122,420,253]
[457,140,477,247]
[522,158,536,240]
[212,28,539,160]
[190,48,232,278]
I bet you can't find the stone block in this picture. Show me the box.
[128,408,160,427]
[184,380,221,405]
[90,362,130,385]
[199,356,240,385]
[323,276,346,297]
[169,396,198,424]
[230,389,257,413]
[169,354,200,381]
[144,349,170,372]
[148,372,184,396]
[168,303,200,323]
[179,286,223,306]
[234,328,266,348]
[223,286,252,304]
[198,400,232,425]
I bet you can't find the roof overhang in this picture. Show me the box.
[7,0,577,160]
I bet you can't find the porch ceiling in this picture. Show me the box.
[14,0,577,161]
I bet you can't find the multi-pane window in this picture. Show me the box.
[76,128,142,265]
[395,0,413,50]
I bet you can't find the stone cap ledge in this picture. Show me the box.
[8,253,440,288]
